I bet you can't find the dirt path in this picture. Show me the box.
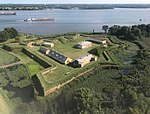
[0,50,26,69]
[44,64,119,96]
[44,67,95,96]
[7,51,23,61]
[0,61,24,69]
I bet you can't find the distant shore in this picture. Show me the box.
[1,4,150,10]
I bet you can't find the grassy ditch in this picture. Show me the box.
[0,48,20,66]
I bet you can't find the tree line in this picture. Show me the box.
[102,24,150,41]
[0,27,18,42]
[66,49,150,114]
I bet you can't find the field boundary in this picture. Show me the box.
[18,35,124,96]
[44,63,120,96]
[0,48,21,67]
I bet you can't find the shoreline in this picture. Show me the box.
[1,4,150,10]
[1,7,150,11]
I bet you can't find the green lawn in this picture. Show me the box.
[137,38,150,49]
[13,50,44,76]
[17,33,38,42]
[52,36,99,59]
[13,50,29,60]
[26,60,44,76]
[43,64,73,83]
[0,48,20,66]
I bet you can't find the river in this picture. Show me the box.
[0,8,150,35]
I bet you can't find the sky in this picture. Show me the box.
[1,0,150,4]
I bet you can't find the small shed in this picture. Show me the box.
[103,44,108,47]
[73,54,97,67]
[87,39,107,44]
[39,47,50,55]
[101,40,107,44]
[43,42,54,47]
[87,39,101,44]
[76,41,92,49]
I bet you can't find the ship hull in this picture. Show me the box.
[0,12,16,15]
[24,18,54,21]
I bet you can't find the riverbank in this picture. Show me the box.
[1,4,150,10]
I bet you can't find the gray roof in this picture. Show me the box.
[47,50,68,64]
[87,39,102,44]
[38,47,48,54]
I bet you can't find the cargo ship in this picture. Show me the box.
[24,17,54,21]
[0,12,16,15]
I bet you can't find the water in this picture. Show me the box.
[0,8,150,35]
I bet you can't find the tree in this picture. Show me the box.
[108,25,121,36]
[0,31,10,42]
[0,27,18,42]
[11,27,18,36]
[131,27,142,39]
[70,88,100,114]
[137,24,147,37]
[102,25,109,33]
[4,27,18,38]
[125,108,140,114]
[146,24,150,36]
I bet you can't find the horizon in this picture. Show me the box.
[1,0,150,4]
[1,3,150,5]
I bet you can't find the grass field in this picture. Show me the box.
[43,64,73,83]
[70,69,120,93]
[0,48,20,66]
[16,33,38,42]
[26,61,44,76]
[13,50,44,76]
[51,36,99,59]
[137,38,150,49]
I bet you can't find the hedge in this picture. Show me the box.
[3,44,22,51]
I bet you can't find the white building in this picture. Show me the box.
[76,41,92,49]
[73,54,97,67]
[43,42,54,47]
